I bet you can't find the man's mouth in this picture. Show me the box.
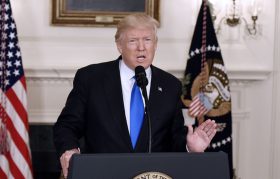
[137,55,146,61]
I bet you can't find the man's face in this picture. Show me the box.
[116,27,157,70]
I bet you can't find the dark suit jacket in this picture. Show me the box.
[53,58,187,156]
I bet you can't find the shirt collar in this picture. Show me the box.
[119,59,152,82]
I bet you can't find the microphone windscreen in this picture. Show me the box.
[135,66,146,76]
[135,66,148,87]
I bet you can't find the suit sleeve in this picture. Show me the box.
[53,69,88,157]
[171,82,188,152]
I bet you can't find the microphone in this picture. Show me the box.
[135,66,148,89]
[135,66,152,153]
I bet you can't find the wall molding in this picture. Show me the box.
[26,68,264,124]
[28,109,60,125]
[28,107,251,124]
[25,68,271,82]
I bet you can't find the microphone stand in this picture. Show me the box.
[140,86,152,153]
[135,66,152,153]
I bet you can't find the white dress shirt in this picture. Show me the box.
[119,60,151,133]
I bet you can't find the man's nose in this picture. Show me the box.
[137,40,145,51]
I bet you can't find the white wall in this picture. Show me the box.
[10,0,279,178]
[271,0,280,178]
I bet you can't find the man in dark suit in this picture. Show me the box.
[53,13,217,178]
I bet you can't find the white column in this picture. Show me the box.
[271,0,280,178]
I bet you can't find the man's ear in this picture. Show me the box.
[116,41,123,54]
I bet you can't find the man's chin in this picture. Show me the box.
[135,60,152,68]
[135,63,150,69]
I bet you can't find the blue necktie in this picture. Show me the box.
[130,81,144,148]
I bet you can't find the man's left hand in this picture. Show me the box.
[186,119,217,152]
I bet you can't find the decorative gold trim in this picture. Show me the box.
[52,0,160,27]
[133,171,172,179]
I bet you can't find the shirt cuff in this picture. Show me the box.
[186,144,190,152]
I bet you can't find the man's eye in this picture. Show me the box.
[129,39,136,43]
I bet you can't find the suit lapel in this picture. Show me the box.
[103,59,133,151]
[148,66,163,114]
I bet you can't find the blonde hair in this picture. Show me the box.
[115,13,159,42]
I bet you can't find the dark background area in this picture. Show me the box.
[30,124,61,179]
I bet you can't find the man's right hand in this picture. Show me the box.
[60,148,80,178]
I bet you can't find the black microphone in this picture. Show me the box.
[135,66,148,89]
[135,66,152,153]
